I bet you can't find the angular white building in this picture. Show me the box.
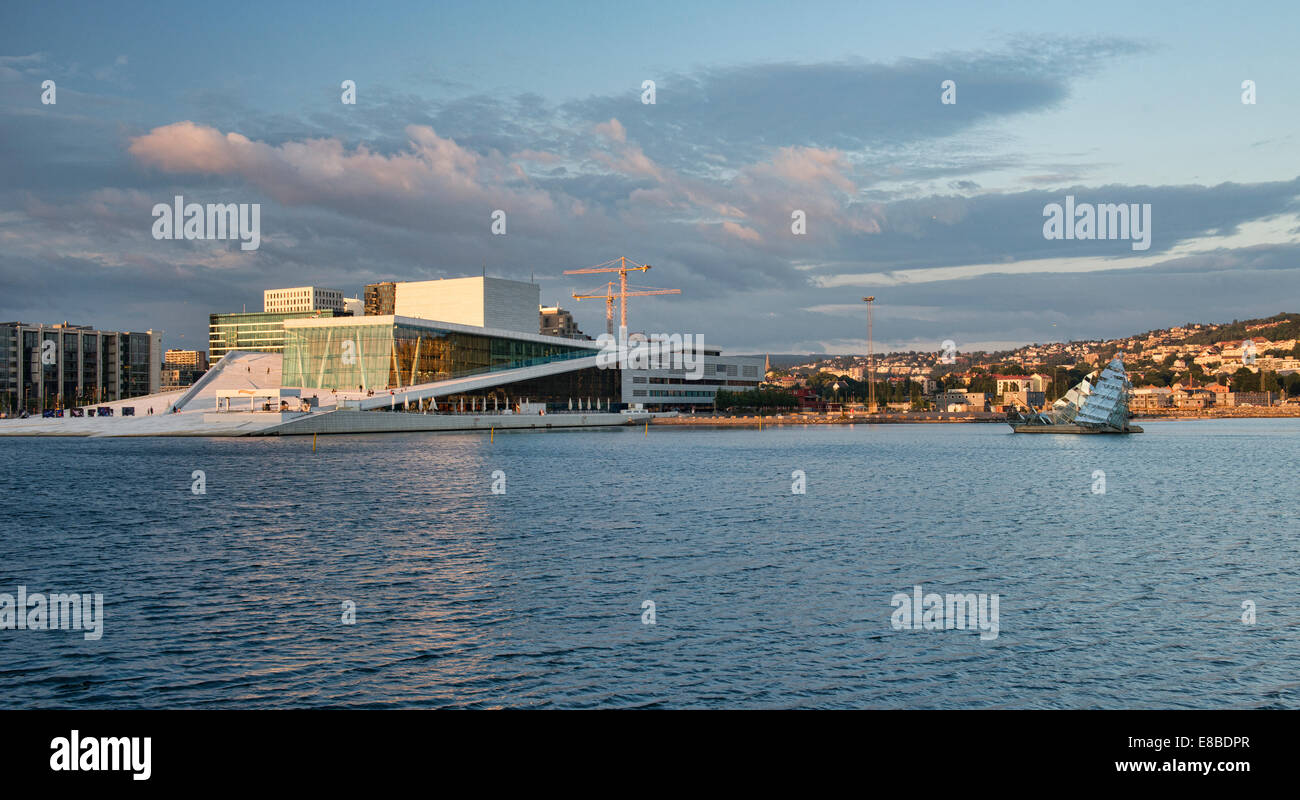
[392,277,540,335]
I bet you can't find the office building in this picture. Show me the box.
[619,341,763,410]
[263,286,345,314]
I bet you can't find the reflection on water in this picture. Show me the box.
[1,419,1298,708]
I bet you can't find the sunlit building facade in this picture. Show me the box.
[0,321,160,412]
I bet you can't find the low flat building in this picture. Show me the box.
[0,321,160,413]
[621,341,764,410]
[934,390,986,412]
[1225,391,1273,407]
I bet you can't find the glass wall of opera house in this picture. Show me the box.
[280,315,601,393]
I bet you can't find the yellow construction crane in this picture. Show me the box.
[572,281,682,335]
[564,256,679,333]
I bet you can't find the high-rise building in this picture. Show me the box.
[0,321,160,413]
[364,282,396,316]
[263,286,344,313]
[539,306,590,339]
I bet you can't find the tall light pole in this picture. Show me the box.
[863,296,875,412]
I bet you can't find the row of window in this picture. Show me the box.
[631,389,718,398]
[632,376,760,387]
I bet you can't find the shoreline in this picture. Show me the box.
[653,408,1300,427]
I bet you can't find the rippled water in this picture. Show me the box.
[1,419,1297,708]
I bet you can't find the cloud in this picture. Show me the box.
[9,35,1300,356]
[592,118,626,143]
[128,121,558,233]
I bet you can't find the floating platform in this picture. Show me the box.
[1009,423,1143,434]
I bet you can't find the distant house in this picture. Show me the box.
[933,390,986,412]
[1130,386,1172,409]
[1002,389,1046,409]
[1171,387,1213,408]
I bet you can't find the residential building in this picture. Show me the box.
[0,321,161,412]
[161,349,209,390]
[539,305,590,339]
[163,349,208,371]
[994,374,1048,397]
[1003,389,1047,409]
[1130,386,1172,410]
[364,282,397,316]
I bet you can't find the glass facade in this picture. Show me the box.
[209,309,345,362]
[282,320,597,391]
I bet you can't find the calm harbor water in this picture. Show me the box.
[1,419,1297,709]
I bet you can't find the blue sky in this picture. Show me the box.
[3,0,1299,353]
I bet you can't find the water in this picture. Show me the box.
[1,419,1297,709]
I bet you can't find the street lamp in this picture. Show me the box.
[862,296,875,412]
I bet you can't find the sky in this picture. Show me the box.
[3,0,1299,355]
